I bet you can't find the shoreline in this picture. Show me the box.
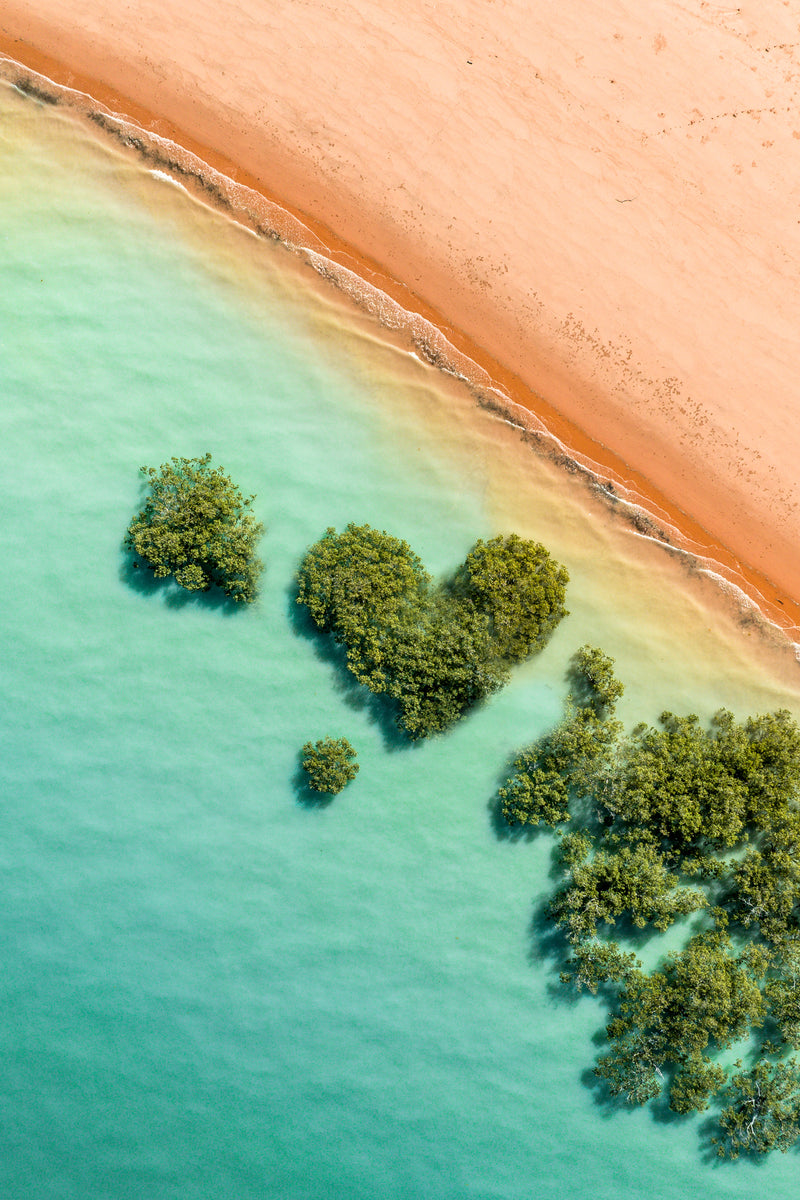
[3,4,800,643]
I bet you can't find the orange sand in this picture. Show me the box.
[2,0,800,634]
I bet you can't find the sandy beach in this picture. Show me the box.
[2,0,800,633]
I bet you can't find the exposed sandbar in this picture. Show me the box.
[2,0,800,633]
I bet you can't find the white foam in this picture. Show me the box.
[148,168,190,193]
[2,51,796,650]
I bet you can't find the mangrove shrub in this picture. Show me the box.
[125,453,263,602]
[301,737,359,794]
[296,524,568,738]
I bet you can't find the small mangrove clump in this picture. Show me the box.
[125,453,263,602]
[301,737,359,794]
[296,523,568,739]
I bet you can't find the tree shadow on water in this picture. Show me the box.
[487,755,536,843]
[527,891,583,1007]
[524,852,665,1133]
[290,755,335,810]
[695,1110,742,1167]
[578,1064,634,1122]
[648,1077,691,1129]
[119,548,243,615]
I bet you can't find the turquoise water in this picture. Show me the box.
[3,81,800,1198]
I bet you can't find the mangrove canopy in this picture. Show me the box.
[296,524,569,738]
[499,646,800,1156]
[301,736,359,794]
[125,453,263,602]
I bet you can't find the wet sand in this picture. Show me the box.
[2,0,800,635]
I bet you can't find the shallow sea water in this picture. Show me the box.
[3,80,800,1199]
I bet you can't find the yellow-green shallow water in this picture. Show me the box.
[2,80,799,1198]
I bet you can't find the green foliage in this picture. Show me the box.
[738,710,800,828]
[296,524,569,738]
[596,931,766,1111]
[295,524,429,655]
[557,830,593,868]
[568,645,625,715]
[499,758,570,828]
[603,712,748,857]
[500,649,800,1155]
[559,938,639,994]
[301,737,359,794]
[595,1037,664,1106]
[595,969,667,1106]
[376,594,508,738]
[728,847,800,945]
[765,939,800,1048]
[714,1059,800,1158]
[498,650,622,828]
[125,453,263,602]
[498,651,622,831]
[597,708,800,866]
[549,841,705,942]
[726,815,800,944]
[451,533,569,662]
[656,931,767,1058]
[669,1056,727,1114]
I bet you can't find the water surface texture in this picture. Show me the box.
[2,82,800,1199]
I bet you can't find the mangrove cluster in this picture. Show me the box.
[125,453,263,602]
[500,646,800,1158]
[121,457,800,1158]
[295,523,569,738]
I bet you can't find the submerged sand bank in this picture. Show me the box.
[2,0,800,633]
